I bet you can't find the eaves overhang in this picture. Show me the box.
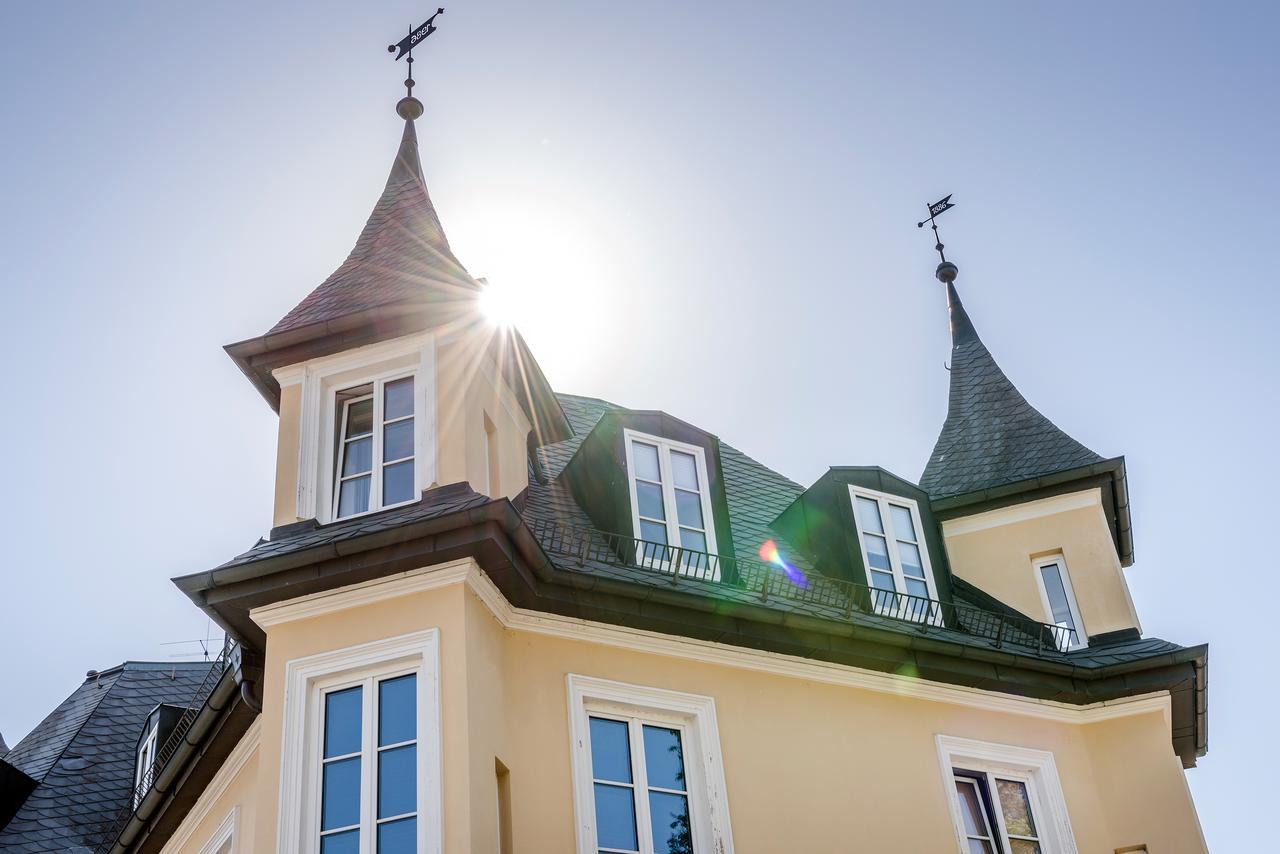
[173,491,1202,765]
[929,456,1135,567]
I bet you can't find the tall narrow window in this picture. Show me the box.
[1033,556,1086,650]
[849,487,938,619]
[624,430,718,577]
[333,375,416,520]
[134,723,158,808]
[319,673,418,853]
[484,412,500,497]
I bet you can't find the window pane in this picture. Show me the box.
[347,399,374,437]
[632,442,661,482]
[321,829,360,854]
[863,533,892,571]
[648,791,692,854]
[954,779,986,837]
[670,451,698,490]
[379,674,416,746]
[324,687,363,758]
[869,569,896,591]
[593,783,638,851]
[377,816,416,853]
[378,745,416,819]
[639,520,668,546]
[889,504,917,541]
[338,476,371,517]
[383,460,415,505]
[968,840,995,854]
[637,482,666,520]
[1039,565,1076,630]
[343,437,373,476]
[1009,841,1042,854]
[642,726,686,791]
[674,489,704,528]
[905,577,929,599]
[996,779,1038,838]
[321,757,361,831]
[678,528,707,555]
[588,717,632,783]
[384,377,414,421]
[899,542,925,578]
[855,496,884,534]
[383,420,414,462]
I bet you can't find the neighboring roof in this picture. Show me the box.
[0,662,215,852]
[267,112,478,336]
[920,282,1105,499]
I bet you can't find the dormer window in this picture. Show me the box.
[624,429,718,575]
[333,375,417,519]
[134,721,158,808]
[1033,555,1086,650]
[849,486,939,610]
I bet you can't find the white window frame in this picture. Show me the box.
[277,630,442,854]
[935,735,1077,854]
[623,429,719,578]
[275,332,438,525]
[848,486,941,618]
[567,675,734,854]
[134,721,159,808]
[1032,555,1088,650]
[330,369,419,521]
[198,806,238,854]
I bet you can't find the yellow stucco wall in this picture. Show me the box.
[272,382,302,528]
[942,489,1141,638]
[158,723,260,854]
[167,561,1203,853]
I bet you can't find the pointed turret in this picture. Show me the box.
[920,279,1104,498]
[268,96,477,335]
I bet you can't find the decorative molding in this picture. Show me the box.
[935,734,1077,854]
[250,559,1172,730]
[566,675,734,854]
[159,722,259,854]
[277,630,442,854]
[197,805,239,854]
[942,489,1100,537]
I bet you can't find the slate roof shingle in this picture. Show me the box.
[0,663,215,853]
[267,116,479,336]
[919,283,1104,498]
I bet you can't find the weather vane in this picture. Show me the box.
[388,8,445,98]
[917,194,956,264]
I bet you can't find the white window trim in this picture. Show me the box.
[197,805,238,854]
[567,674,734,854]
[623,429,719,575]
[275,332,438,524]
[1032,554,1088,650]
[277,630,442,854]
[848,485,941,610]
[935,735,1077,854]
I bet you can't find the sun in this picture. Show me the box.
[478,279,517,327]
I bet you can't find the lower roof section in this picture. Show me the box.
[174,485,1208,767]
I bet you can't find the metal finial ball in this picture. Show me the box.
[397,96,425,120]
[935,261,959,285]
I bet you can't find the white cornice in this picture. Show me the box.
[941,488,1101,537]
[249,560,1172,730]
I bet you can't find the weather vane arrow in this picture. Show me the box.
[388,8,445,60]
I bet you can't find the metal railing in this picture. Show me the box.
[94,637,235,852]
[525,517,1077,654]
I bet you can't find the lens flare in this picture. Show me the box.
[758,539,807,588]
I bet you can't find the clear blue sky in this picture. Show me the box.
[1,2,1273,847]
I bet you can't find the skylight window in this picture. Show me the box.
[849,486,939,618]
[623,430,718,577]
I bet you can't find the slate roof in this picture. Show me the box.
[267,112,479,336]
[919,282,1104,498]
[0,662,214,852]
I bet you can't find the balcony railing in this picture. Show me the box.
[94,637,235,852]
[524,516,1078,655]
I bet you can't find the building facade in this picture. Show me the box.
[0,90,1208,854]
